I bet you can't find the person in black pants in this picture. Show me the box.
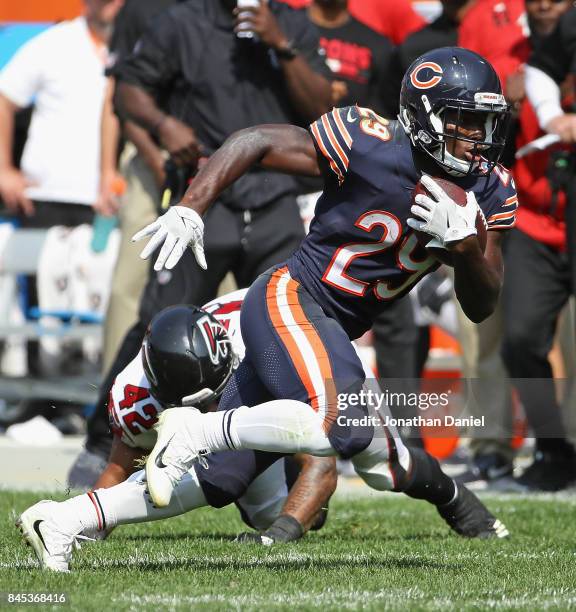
[68,0,332,487]
[509,4,576,490]
[501,229,575,490]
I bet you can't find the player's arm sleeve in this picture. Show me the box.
[309,106,356,184]
[110,10,182,95]
[485,173,518,231]
[524,66,563,130]
[0,34,46,107]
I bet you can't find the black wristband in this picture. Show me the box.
[275,40,299,61]
[263,514,304,543]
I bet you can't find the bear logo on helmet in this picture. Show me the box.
[409,61,443,90]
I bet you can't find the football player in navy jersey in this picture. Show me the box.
[133,47,515,539]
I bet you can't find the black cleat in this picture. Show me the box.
[455,452,513,485]
[437,485,509,539]
[514,450,576,492]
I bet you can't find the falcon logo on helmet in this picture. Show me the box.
[410,61,443,89]
[198,315,230,366]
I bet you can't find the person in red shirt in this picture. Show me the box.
[501,0,576,491]
[279,0,425,44]
[513,106,570,252]
[458,0,527,88]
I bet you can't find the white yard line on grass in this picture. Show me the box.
[115,588,576,610]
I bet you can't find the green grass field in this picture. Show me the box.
[1,488,576,611]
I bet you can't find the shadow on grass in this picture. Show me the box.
[116,531,449,544]
[80,553,455,573]
[118,533,239,543]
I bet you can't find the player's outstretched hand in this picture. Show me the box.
[131,205,207,271]
[407,175,478,245]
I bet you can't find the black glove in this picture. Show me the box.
[235,515,304,546]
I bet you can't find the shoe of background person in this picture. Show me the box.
[16,500,78,572]
[437,485,509,539]
[51,412,86,435]
[146,407,208,508]
[0,399,44,427]
[514,449,576,492]
[454,453,514,490]
[67,448,109,490]
[5,415,63,446]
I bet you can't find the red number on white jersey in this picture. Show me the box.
[123,405,158,435]
[119,384,150,409]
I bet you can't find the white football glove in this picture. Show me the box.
[131,205,207,272]
[407,175,478,246]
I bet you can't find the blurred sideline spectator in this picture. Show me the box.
[458,0,526,89]
[386,0,476,118]
[448,0,525,487]
[526,5,576,143]
[0,0,124,422]
[281,0,426,44]
[501,0,576,491]
[68,0,332,486]
[308,0,394,112]
[525,6,576,291]
[343,0,426,44]
[100,0,180,373]
[0,0,124,223]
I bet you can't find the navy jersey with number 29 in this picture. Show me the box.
[286,105,518,339]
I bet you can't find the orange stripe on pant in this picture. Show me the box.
[265,267,338,432]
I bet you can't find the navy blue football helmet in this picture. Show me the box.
[142,305,235,409]
[398,47,510,176]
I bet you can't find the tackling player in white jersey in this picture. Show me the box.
[17,290,340,571]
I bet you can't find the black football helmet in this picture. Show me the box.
[141,305,235,409]
[398,47,510,176]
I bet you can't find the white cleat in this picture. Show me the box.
[146,407,208,507]
[16,500,77,572]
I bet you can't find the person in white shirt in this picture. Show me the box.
[0,0,124,222]
[0,0,125,386]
